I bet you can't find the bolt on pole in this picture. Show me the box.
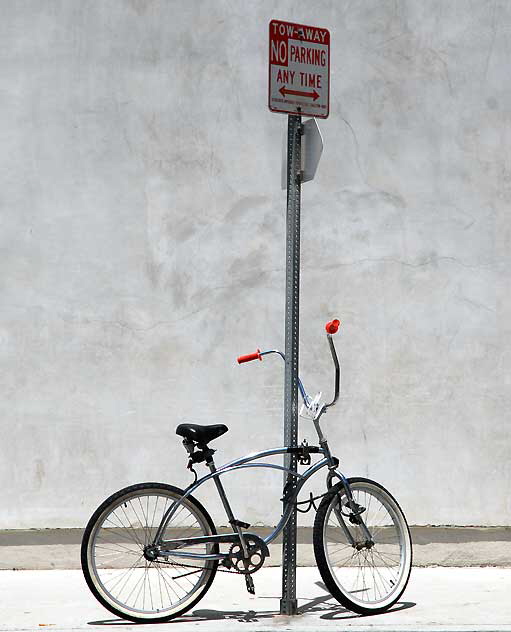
[280,113,302,616]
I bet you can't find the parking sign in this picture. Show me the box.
[269,19,330,118]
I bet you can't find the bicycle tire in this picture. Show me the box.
[81,482,218,623]
[313,477,412,615]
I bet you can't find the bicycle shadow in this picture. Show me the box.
[88,582,416,625]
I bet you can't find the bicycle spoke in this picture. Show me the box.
[104,514,142,548]
[118,506,146,549]
[127,500,148,546]
[147,565,155,611]
[96,532,140,553]
[103,553,145,596]
[154,561,182,602]
[94,545,141,559]
[130,563,147,609]
[151,496,160,537]
[155,561,165,610]
[137,496,150,543]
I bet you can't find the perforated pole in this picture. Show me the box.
[280,113,301,616]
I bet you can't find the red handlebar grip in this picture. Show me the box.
[325,319,341,334]
[237,349,262,364]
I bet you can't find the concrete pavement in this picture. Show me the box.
[0,567,510,631]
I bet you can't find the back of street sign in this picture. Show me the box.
[281,117,324,189]
[269,19,330,118]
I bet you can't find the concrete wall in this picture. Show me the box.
[0,0,509,529]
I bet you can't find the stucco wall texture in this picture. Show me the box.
[1,1,509,529]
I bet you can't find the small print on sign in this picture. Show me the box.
[269,19,330,118]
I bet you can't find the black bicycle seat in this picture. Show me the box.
[176,423,228,445]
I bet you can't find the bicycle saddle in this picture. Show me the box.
[176,423,228,445]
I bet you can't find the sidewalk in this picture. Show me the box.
[1,567,510,631]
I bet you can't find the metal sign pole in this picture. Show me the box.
[280,113,302,616]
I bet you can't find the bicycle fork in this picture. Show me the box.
[327,469,374,547]
[317,414,374,548]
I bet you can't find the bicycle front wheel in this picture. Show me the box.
[81,482,218,623]
[313,477,412,615]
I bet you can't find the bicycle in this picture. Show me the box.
[81,318,412,623]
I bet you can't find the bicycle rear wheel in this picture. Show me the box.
[313,477,412,615]
[81,482,218,623]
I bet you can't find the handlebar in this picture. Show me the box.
[237,349,262,364]
[236,317,341,413]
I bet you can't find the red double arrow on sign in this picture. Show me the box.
[278,85,320,101]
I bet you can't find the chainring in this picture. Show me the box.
[228,536,266,574]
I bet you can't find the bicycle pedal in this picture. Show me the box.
[245,574,255,595]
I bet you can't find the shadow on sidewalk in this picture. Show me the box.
[88,583,416,626]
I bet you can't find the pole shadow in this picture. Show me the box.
[88,582,416,626]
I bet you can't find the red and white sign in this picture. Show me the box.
[268,19,330,118]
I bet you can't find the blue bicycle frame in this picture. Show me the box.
[153,447,327,558]
[151,328,371,560]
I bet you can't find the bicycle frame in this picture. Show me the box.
[153,445,358,560]
[152,328,373,561]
